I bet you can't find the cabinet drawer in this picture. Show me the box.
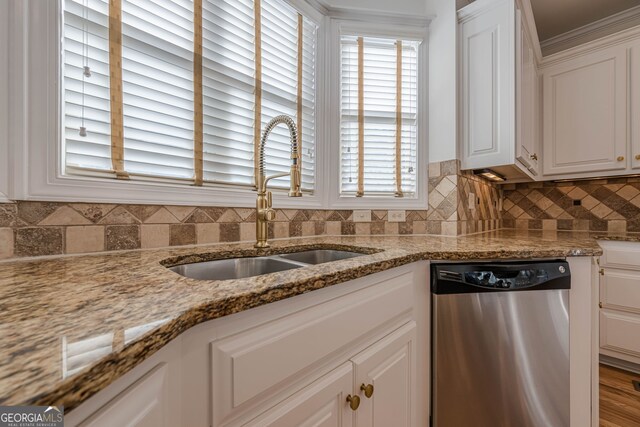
[79,364,169,427]
[600,310,640,358]
[600,241,640,270]
[601,270,640,313]
[211,270,414,425]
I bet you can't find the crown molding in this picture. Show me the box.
[457,0,509,24]
[540,23,640,67]
[540,4,640,57]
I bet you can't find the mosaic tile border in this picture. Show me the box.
[0,161,504,259]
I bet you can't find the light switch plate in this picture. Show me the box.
[388,210,406,222]
[468,193,476,210]
[353,210,371,222]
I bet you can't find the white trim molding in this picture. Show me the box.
[0,0,10,202]
[540,23,640,68]
[327,18,429,210]
[541,4,640,57]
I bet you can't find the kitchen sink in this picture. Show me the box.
[168,249,366,281]
[169,257,304,281]
[277,250,363,265]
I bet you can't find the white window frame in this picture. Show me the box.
[0,0,10,202]
[7,0,326,208]
[327,18,429,209]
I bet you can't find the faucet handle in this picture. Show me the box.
[267,191,273,208]
[265,209,276,221]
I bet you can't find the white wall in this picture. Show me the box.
[426,0,458,162]
[0,0,10,201]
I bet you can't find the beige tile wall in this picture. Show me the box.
[0,160,503,259]
[501,177,640,232]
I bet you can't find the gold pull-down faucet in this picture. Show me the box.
[255,115,302,248]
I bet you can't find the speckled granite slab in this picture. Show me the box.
[0,230,604,412]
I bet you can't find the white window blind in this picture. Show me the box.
[340,35,419,197]
[62,0,317,191]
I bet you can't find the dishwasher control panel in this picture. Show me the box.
[432,261,571,294]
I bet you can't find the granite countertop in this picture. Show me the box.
[0,229,611,411]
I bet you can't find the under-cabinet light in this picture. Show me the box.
[473,169,506,182]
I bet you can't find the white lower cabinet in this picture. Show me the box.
[78,364,171,427]
[244,321,417,427]
[598,241,640,366]
[352,322,416,427]
[243,363,355,427]
[66,263,430,427]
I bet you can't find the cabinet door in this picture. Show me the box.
[242,363,354,427]
[460,0,516,170]
[516,13,539,175]
[632,41,640,169]
[351,322,417,427]
[600,310,640,363]
[543,46,628,176]
[79,364,171,427]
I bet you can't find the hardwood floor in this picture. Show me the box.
[600,364,640,426]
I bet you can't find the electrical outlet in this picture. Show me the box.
[388,210,406,222]
[468,193,476,210]
[353,210,371,222]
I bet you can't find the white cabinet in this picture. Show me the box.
[542,46,628,176]
[352,322,416,427]
[243,321,418,427]
[632,42,640,170]
[516,15,540,175]
[458,0,540,180]
[243,363,355,427]
[598,240,640,367]
[78,364,172,427]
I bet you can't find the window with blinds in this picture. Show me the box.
[62,0,317,191]
[340,35,419,197]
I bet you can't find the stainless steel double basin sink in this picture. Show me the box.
[168,250,365,281]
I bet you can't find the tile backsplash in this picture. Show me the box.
[502,177,640,232]
[0,160,503,260]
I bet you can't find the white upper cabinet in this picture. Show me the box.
[458,0,540,180]
[542,46,628,176]
[632,41,640,170]
[516,15,540,175]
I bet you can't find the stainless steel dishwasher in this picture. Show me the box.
[431,260,571,427]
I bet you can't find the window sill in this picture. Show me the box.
[24,174,325,209]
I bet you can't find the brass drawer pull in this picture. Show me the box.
[636,154,640,161]
[346,394,360,410]
[599,268,605,276]
[617,156,625,162]
[360,383,374,398]
[529,153,538,161]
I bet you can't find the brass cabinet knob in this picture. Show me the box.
[346,394,360,411]
[360,383,374,398]
[599,268,605,276]
[529,153,538,161]
[617,156,625,162]
[636,154,640,161]
[599,302,603,309]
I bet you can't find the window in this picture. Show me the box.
[62,0,317,191]
[339,35,420,198]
